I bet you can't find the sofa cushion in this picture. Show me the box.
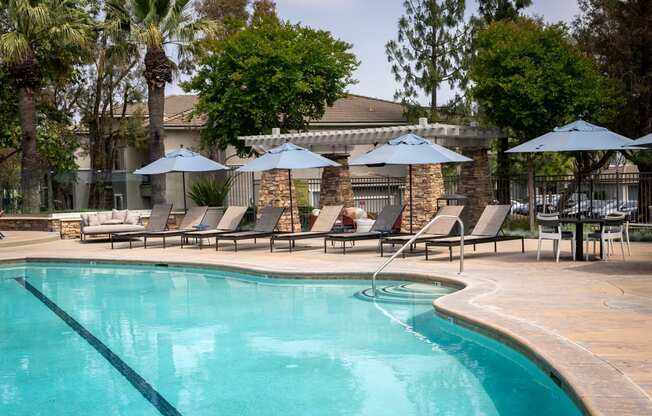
[97,211,112,224]
[102,219,123,225]
[82,224,145,235]
[87,213,101,227]
[125,212,141,225]
[112,209,129,223]
[80,213,91,226]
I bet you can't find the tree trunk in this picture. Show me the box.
[17,86,41,213]
[527,155,536,231]
[144,47,172,206]
[496,137,511,204]
[147,81,166,205]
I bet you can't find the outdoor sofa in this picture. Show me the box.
[80,209,145,241]
[380,205,465,257]
[425,205,524,261]
[110,204,173,249]
[270,205,343,252]
[323,204,405,254]
[181,206,249,249]
[214,206,285,252]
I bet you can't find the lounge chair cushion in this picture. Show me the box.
[83,224,145,235]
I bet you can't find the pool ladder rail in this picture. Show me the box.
[371,215,464,297]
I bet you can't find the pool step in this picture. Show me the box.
[356,282,455,304]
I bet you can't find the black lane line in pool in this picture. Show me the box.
[13,277,183,416]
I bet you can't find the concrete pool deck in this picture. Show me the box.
[1,234,651,415]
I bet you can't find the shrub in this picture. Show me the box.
[187,176,233,207]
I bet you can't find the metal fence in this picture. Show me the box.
[505,172,650,223]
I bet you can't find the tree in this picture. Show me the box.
[470,19,617,229]
[184,19,359,155]
[475,0,532,204]
[108,0,217,205]
[196,0,249,38]
[0,0,92,212]
[574,0,652,220]
[478,0,532,22]
[386,0,470,113]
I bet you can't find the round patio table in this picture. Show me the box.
[559,217,605,261]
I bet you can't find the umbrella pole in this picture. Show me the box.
[409,164,413,234]
[288,170,294,233]
[182,171,187,212]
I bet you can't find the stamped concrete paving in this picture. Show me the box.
[1,234,651,415]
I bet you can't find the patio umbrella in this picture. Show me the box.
[349,133,471,233]
[134,147,228,211]
[629,133,652,149]
[506,120,635,217]
[236,142,340,232]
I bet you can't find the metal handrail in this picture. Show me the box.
[371,215,464,296]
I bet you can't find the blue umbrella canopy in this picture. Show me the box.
[349,133,471,166]
[236,142,340,172]
[629,133,652,149]
[134,148,227,174]
[506,120,634,153]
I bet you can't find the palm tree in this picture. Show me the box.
[0,0,92,212]
[108,0,216,205]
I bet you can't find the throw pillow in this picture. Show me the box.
[112,209,129,223]
[98,211,112,224]
[125,213,141,225]
[88,214,101,227]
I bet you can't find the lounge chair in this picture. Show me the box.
[110,203,173,249]
[380,205,465,257]
[270,205,343,252]
[425,205,524,261]
[214,206,285,252]
[323,204,405,254]
[141,206,208,248]
[181,206,248,249]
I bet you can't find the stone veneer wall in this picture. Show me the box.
[319,154,354,208]
[401,164,445,233]
[0,211,185,239]
[256,169,300,232]
[458,147,493,228]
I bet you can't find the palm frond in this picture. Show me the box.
[0,31,29,62]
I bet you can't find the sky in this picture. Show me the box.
[170,0,582,105]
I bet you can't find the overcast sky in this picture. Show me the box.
[172,0,581,104]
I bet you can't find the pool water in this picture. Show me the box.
[0,262,581,416]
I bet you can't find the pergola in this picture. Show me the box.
[238,119,503,231]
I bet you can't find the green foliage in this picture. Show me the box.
[470,19,618,144]
[187,175,233,206]
[478,0,532,22]
[37,119,79,173]
[184,19,358,155]
[386,0,470,110]
[574,0,652,170]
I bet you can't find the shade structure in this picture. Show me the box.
[506,120,635,261]
[236,142,340,232]
[629,133,652,149]
[506,120,634,153]
[349,133,471,233]
[134,147,228,211]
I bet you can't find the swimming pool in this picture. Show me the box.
[0,261,582,415]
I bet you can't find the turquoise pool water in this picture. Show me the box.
[0,262,581,416]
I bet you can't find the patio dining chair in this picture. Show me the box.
[536,213,575,262]
[606,211,631,255]
[586,213,626,261]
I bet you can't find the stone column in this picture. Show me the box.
[401,164,445,233]
[319,154,354,208]
[458,147,493,228]
[256,169,300,232]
